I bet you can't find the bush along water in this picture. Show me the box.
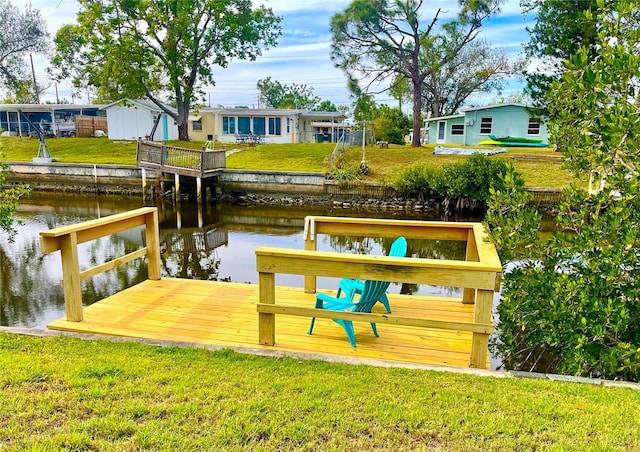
[395,153,513,213]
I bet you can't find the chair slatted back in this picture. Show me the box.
[353,280,391,312]
[389,236,407,258]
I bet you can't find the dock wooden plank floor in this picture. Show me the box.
[47,278,490,369]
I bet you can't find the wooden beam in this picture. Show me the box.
[469,289,494,368]
[473,224,503,291]
[40,207,156,253]
[462,228,480,304]
[258,272,276,345]
[145,210,161,280]
[303,224,317,293]
[310,216,473,241]
[256,248,500,290]
[60,232,83,322]
[77,248,148,282]
[256,304,494,334]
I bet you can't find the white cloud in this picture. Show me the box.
[12,0,531,107]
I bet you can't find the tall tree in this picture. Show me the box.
[521,0,604,110]
[331,0,503,147]
[422,38,513,117]
[315,100,338,112]
[388,74,411,111]
[51,0,281,140]
[256,76,320,109]
[0,0,48,99]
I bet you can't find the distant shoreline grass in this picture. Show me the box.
[0,332,638,451]
[0,136,578,188]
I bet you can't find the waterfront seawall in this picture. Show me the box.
[5,162,563,205]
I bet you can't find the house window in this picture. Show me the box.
[253,117,265,135]
[451,124,464,135]
[238,116,251,134]
[528,118,541,135]
[222,116,236,134]
[269,117,281,135]
[480,117,493,134]
[192,119,202,131]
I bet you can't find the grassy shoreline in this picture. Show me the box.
[0,136,578,188]
[1,332,638,451]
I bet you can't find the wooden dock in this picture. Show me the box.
[47,278,488,369]
[40,208,501,370]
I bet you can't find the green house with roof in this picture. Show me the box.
[425,103,549,146]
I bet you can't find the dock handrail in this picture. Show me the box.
[256,216,502,369]
[39,207,161,322]
[136,140,225,178]
[302,216,502,302]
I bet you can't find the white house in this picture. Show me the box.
[101,99,179,141]
[188,107,348,144]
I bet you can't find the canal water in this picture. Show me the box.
[1,192,482,330]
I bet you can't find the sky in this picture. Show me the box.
[17,0,534,109]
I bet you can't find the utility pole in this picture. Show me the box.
[29,54,40,104]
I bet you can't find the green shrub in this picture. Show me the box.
[327,163,363,181]
[395,153,511,211]
[441,153,510,200]
[380,127,405,145]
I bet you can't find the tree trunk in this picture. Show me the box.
[178,121,189,141]
[411,79,422,147]
[173,89,191,141]
[176,100,190,141]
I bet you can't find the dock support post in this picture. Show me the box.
[174,173,180,200]
[141,168,147,200]
[258,272,276,345]
[469,289,493,368]
[196,177,202,203]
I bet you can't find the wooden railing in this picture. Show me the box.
[137,140,226,178]
[256,216,502,369]
[39,207,161,322]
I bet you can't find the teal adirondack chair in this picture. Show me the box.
[308,279,392,347]
[336,236,407,313]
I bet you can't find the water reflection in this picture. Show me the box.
[1,192,478,329]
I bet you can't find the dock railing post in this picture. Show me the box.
[469,289,493,368]
[303,216,317,293]
[60,232,83,321]
[462,228,479,304]
[258,271,276,345]
[145,209,162,280]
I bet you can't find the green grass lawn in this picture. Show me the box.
[0,136,578,188]
[0,333,637,451]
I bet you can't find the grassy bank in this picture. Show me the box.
[0,136,578,188]
[0,333,637,451]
